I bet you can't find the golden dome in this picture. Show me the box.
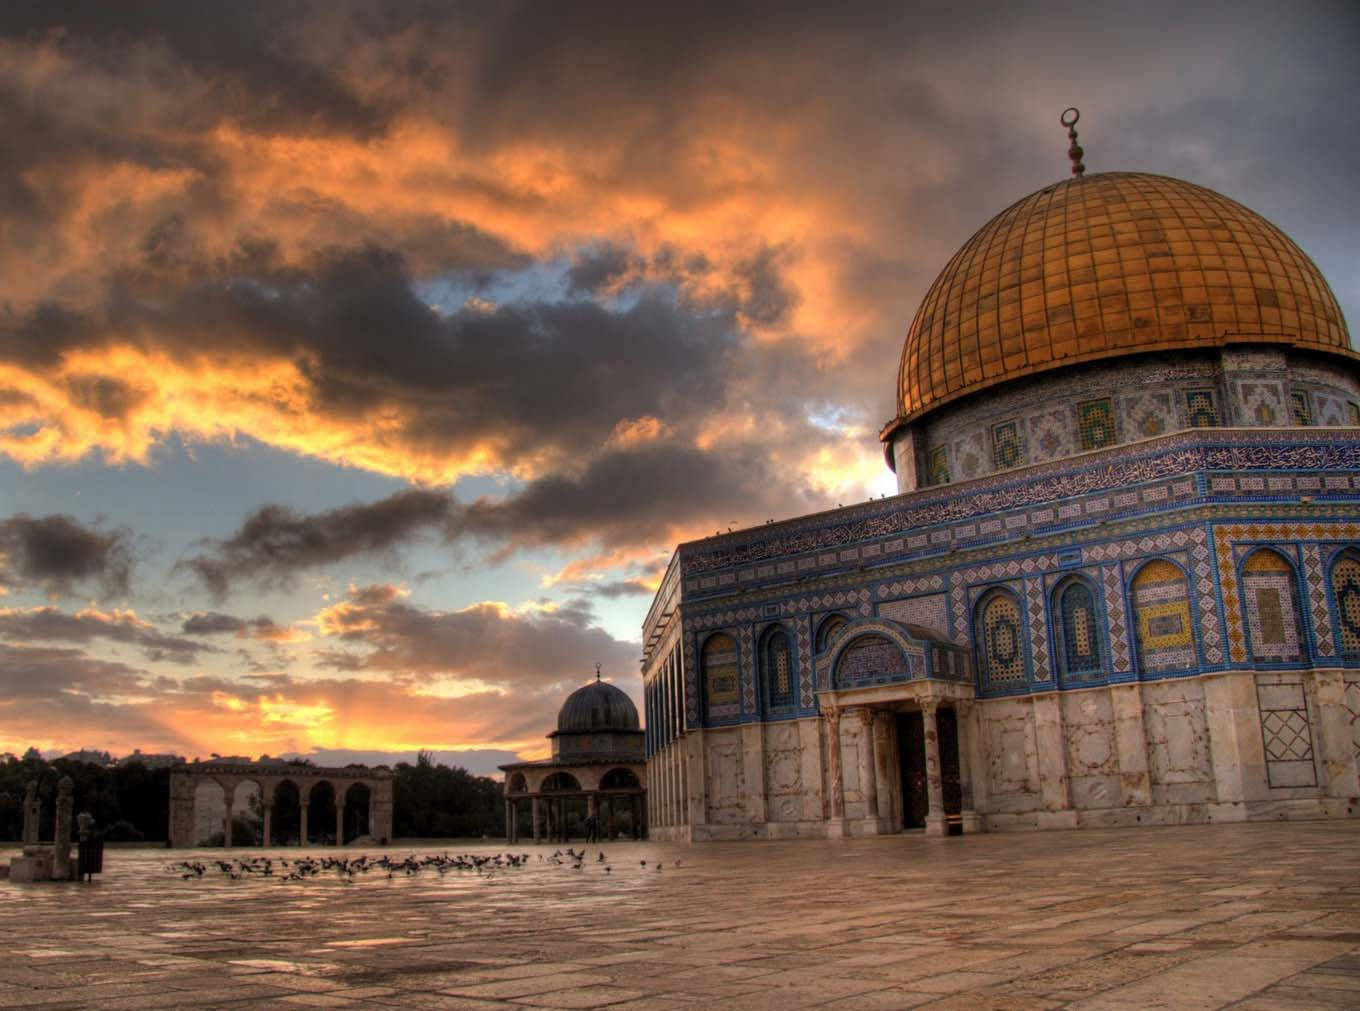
[894,172,1353,425]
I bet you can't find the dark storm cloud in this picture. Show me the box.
[0,643,147,698]
[0,514,134,597]
[566,242,643,295]
[0,606,215,664]
[316,583,637,686]
[0,1,389,138]
[181,611,297,643]
[179,488,455,597]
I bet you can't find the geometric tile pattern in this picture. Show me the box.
[1216,522,1360,662]
[739,625,756,716]
[701,633,740,721]
[763,628,795,709]
[1131,559,1196,673]
[993,420,1022,470]
[1256,680,1317,788]
[1102,563,1132,673]
[1241,550,1304,663]
[877,593,949,636]
[1186,387,1219,427]
[1024,577,1050,682]
[1055,578,1103,683]
[1077,397,1117,450]
[978,591,1026,686]
[796,615,814,709]
[1303,543,1336,657]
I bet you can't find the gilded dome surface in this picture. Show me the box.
[556,679,640,733]
[896,172,1352,423]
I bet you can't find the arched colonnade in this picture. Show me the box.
[169,763,393,848]
[503,763,645,844]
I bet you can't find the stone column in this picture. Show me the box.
[531,796,542,842]
[872,712,893,828]
[631,795,641,839]
[1109,683,1153,807]
[587,792,597,840]
[222,783,236,848]
[922,703,947,837]
[504,797,513,844]
[1311,669,1359,801]
[299,801,309,847]
[1031,693,1076,829]
[824,704,845,826]
[262,803,273,847]
[22,780,39,845]
[335,803,344,846]
[955,703,982,833]
[52,776,73,880]
[855,708,879,821]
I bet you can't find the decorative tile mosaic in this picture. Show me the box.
[1102,564,1132,672]
[1350,402,1360,427]
[763,628,795,710]
[1024,577,1050,682]
[684,431,1360,578]
[877,593,949,636]
[1216,522,1360,663]
[1056,578,1103,683]
[1312,391,1346,427]
[701,633,740,716]
[928,445,950,486]
[1256,680,1317,788]
[739,625,756,715]
[992,420,1022,470]
[1302,544,1334,658]
[1330,554,1360,658]
[1235,380,1286,426]
[953,430,986,480]
[978,591,1026,685]
[833,635,909,688]
[1240,550,1304,663]
[1121,389,1176,439]
[814,613,849,653]
[1290,390,1312,426]
[1185,388,1219,427]
[682,629,698,725]
[1077,398,1117,451]
[1132,559,1196,673]
[796,615,814,709]
[1027,405,1076,462]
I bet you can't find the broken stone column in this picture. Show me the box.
[22,780,39,845]
[52,776,73,881]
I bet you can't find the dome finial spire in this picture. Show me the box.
[1060,107,1085,177]
[594,662,602,681]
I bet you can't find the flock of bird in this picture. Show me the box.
[168,848,676,884]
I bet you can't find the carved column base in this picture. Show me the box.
[960,811,984,834]
[924,812,948,837]
[824,818,850,839]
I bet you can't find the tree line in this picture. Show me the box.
[0,749,504,843]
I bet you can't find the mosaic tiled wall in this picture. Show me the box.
[877,593,949,636]
[701,634,740,719]
[1330,554,1360,658]
[833,635,908,689]
[1055,578,1104,685]
[978,591,1026,687]
[911,354,1360,489]
[1240,549,1305,664]
[1131,560,1197,674]
[762,628,796,710]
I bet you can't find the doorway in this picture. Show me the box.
[896,711,927,829]
[937,707,963,836]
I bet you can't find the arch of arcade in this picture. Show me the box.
[169,761,393,848]
[503,764,645,844]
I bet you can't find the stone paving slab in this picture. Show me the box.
[3,821,1359,1009]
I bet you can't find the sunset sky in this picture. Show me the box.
[1,2,1356,774]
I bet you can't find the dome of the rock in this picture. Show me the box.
[895,171,1352,425]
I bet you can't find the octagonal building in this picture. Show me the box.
[643,163,1360,840]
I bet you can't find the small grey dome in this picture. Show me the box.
[556,679,640,733]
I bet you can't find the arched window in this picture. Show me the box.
[1240,548,1304,664]
[815,614,848,653]
[833,634,908,689]
[974,590,1026,687]
[1330,549,1360,659]
[1054,577,1104,684]
[1131,559,1196,674]
[761,626,795,711]
[701,633,740,713]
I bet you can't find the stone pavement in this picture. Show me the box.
[3,821,1359,1010]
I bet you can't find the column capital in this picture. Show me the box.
[921,700,940,717]
[854,706,876,728]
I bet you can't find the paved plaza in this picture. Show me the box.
[3,821,1359,1010]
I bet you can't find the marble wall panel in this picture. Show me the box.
[1142,679,1215,805]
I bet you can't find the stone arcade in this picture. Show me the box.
[643,155,1360,840]
[168,760,393,847]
